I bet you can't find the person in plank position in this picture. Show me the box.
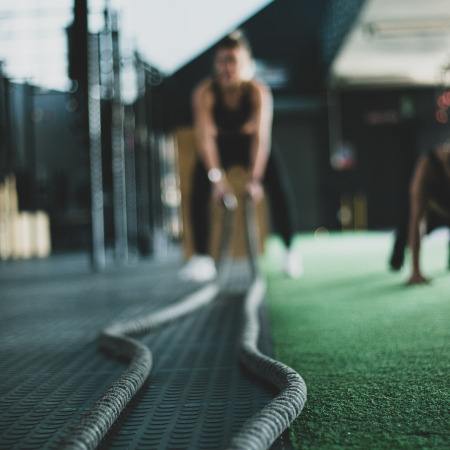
[390,143,450,285]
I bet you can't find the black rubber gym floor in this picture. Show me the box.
[0,252,292,449]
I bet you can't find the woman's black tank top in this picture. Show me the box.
[211,81,252,135]
[427,149,450,211]
[210,81,253,166]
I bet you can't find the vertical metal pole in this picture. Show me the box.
[135,61,151,255]
[124,104,138,260]
[111,11,128,263]
[149,91,166,258]
[145,73,158,255]
[150,134,166,258]
[24,82,37,211]
[88,33,106,270]
[0,63,10,178]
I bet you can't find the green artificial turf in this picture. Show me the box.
[262,231,450,449]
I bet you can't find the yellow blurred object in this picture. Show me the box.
[0,175,51,260]
[176,127,267,261]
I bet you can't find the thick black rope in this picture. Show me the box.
[225,197,307,450]
[60,196,236,450]
[60,282,220,450]
[60,194,306,450]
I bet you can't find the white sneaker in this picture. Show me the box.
[179,255,217,282]
[283,249,303,278]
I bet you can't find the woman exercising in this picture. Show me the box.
[404,143,450,285]
[179,30,301,282]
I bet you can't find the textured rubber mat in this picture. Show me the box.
[0,253,292,449]
[99,294,276,449]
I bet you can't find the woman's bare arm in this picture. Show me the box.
[407,156,431,285]
[192,80,232,201]
[247,80,273,182]
[241,81,273,201]
[192,80,220,171]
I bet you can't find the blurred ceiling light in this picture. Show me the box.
[329,0,450,87]
[363,19,450,37]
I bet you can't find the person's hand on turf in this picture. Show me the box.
[407,271,430,286]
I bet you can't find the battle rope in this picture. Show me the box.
[60,196,236,450]
[60,194,306,450]
[225,198,307,450]
[60,282,220,450]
